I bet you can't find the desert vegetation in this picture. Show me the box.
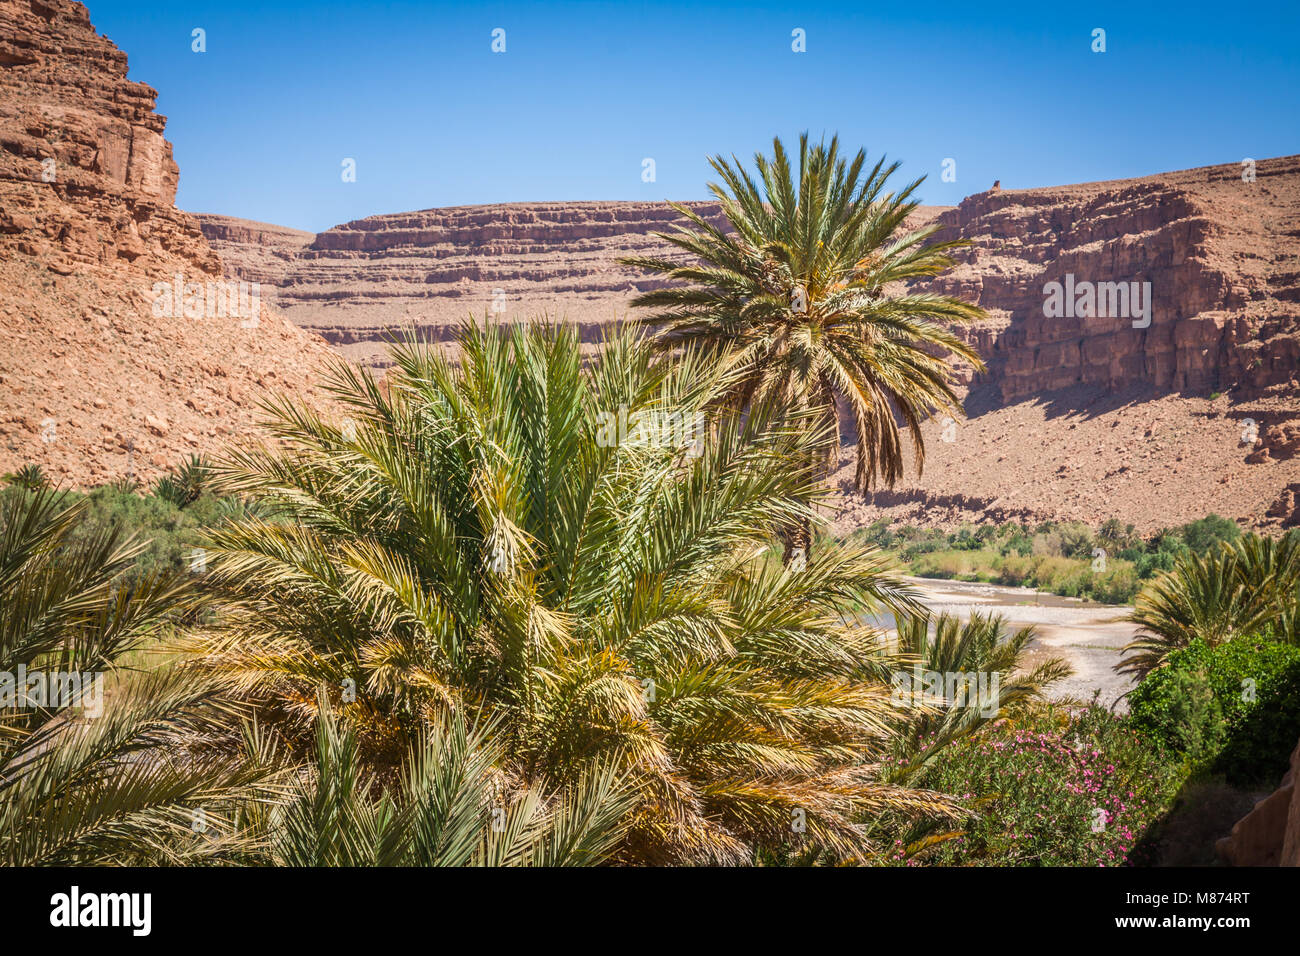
[621,134,985,558]
[839,514,1246,605]
[2,134,1296,868]
[7,326,1292,866]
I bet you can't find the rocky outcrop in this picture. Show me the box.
[1216,737,1300,866]
[1247,423,1300,464]
[0,0,334,487]
[197,214,315,288]
[198,160,1300,406]
[196,162,1300,532]
[0,0,215,274]
[924,158,1300,405]
[199,201,739,366]
[1266,483,1300,528]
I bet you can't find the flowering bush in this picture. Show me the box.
[899,705,1181,866]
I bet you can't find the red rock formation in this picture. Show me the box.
[197,163,1300,531]
[924,158,1300,405]
[1217,737,1300,866]
[197,214,314,288]
[0,0,334,487]
[200,202,738,366]
[0,0,214,273]
[1247,423,1300,464]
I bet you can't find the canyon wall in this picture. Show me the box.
[926,158,1300,404]
[199,159,1299,407]
[0,0,333,487]
[0,0,214,274]
[202,201,734,366]
[6,2,1291,527]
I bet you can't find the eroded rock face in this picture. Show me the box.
[1266,483,1300,528]
[1248,423,1300,464]
[0,0,334,487]
[0,0,213,273]
[196,160,1300,532]
[200,201,737,366]
[199,160,1300,409]
[924,158,1300,405]
[1217,737,1300,866]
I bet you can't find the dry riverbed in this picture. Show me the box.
[873,577,1141,712]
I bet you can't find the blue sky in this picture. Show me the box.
[86,0,1300,232]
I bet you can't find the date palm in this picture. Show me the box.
[197,321,952,863]
[621,133,986,536]
[0,488,275,865]
[266,695,639,866]
[888,610,1071,783]
[1120,532,1300,678]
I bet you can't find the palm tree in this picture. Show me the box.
[0,488,275,865]
[847,610,1070,864]
[620,133,986,554]
[152,454,212,508]
[196,320,949,863]
[266,695,639,866]
[1120,532,1300,678]
[3,464,48,492]
[887,611,1072,783]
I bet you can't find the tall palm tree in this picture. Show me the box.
[197,321,951,863]
[1120,532,1300,678]
[620,133,986,555]
[0,488,276,865]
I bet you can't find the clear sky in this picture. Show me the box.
[84,0,1300,233]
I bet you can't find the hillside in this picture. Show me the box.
[0,0,335,487]
[3,1,1293,528]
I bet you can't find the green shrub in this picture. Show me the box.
[1090,565,1141,604]
[849,514,1259,604]
[1135,549,1179,579]
[3,463,49,491]
[0,480,259,588]
[1127,637,1300,786]
[993,554,1034,587]
[910,549,988,580]
[861,518,894,549]
[1180,514,1241,556]
[1058,523,1096,560]
[900,705,1181,866]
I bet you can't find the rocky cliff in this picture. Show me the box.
[198,160,1299,405]
[0,0,334,487]
[926,157,1300,404]
[202,201,735,366]
[829,158,1300,533]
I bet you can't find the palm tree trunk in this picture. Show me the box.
[781,513,812,567]
[781,447,816,568]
